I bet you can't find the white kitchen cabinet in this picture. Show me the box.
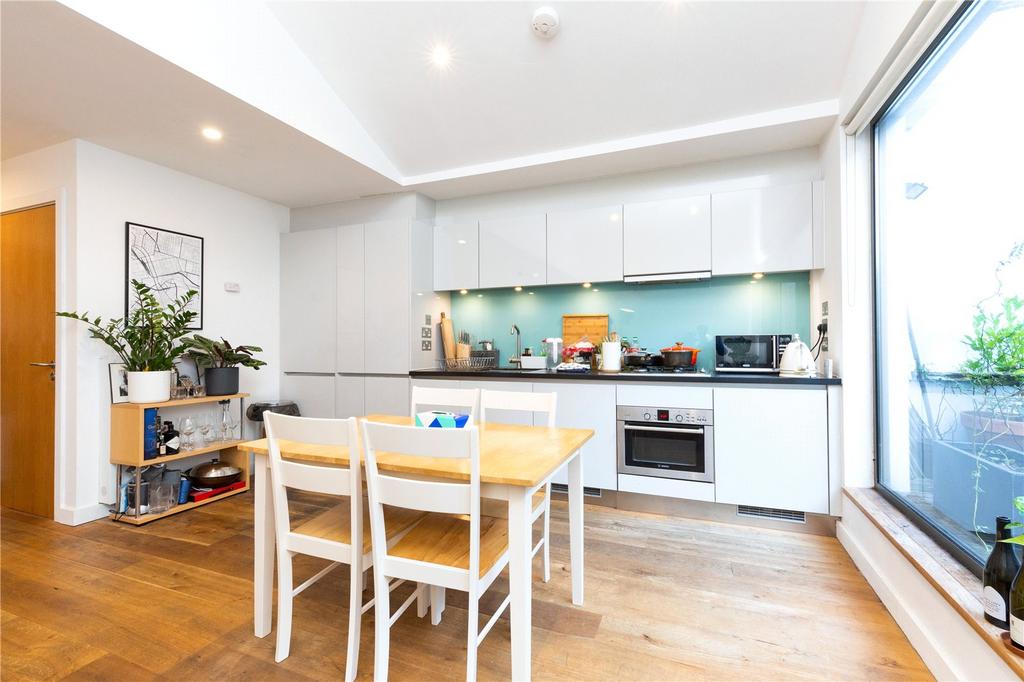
[365,220,412,374]
[545,382,617,490]
[713,387,829,514]
[433,220,479,291]
[546,205,623,285]
[364,376,411,416]
[336,223,365,373]
[462,380,535,425]
[280,228,336,373]
[334,374,365,418]
[711,182,813,275]
[478,215,547,289]
[623,195,711,278]
[280,373,335,418]
[812,180,825,270]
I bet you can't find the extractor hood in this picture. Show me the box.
[623,271,712,284]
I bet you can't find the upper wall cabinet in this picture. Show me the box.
[546,205,623,285]
[433,220,479,291]
[478,214,547,289]
[336,223,365,374]
[280,227,336,373]
[365,219,412,374]
[711,182,813,276]
[623,195,711,279]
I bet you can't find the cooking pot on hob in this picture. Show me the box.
[660,343,701,368]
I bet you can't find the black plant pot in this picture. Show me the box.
[204,367,239,396]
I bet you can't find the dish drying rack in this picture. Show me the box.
[443,355,498,371]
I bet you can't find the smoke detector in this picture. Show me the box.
[532,6,560,38]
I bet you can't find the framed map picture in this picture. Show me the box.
[125,222,203,329]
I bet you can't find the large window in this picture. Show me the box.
[875,1,1024,571]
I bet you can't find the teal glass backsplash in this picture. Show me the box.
[448,272,811,371]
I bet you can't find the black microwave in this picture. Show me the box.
[715,334,793,373]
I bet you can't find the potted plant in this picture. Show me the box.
[932,244,1024,545]
[57,280,197,403]
[184,335,266,396]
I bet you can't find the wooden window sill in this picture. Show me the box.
[843,487,1024,676]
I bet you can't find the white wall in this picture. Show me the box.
[290,191,435,231]
[810,125,844,376]
[2,139,287,522]
[435,147,822,219]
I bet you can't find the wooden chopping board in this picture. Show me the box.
[562,314,609,345]
[440,313,456,360]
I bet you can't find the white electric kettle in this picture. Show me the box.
[778,334,817,377]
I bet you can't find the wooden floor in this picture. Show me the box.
[0,491,932,681]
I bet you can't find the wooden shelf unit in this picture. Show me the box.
[110,393,250,525]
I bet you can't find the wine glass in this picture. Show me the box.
[180,415,196,450]
[198,414,213,447]
[220,403,232,441]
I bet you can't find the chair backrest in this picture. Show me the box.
[480,389,557,428]
[410,385,480,425]
[360,419,481,577]
[265,412,361,540]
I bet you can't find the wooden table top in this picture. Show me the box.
[240,414,594,488]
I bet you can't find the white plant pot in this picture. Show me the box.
[127,370,172,403]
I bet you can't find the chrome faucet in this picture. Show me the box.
[509,324,522,366]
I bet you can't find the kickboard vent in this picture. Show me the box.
[737,505,806,523]
[551,483,602,498]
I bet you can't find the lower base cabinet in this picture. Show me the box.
[335,375,365,418]
[280,373,336,418]
[546,382,617,490]
[713,387,829,514]
[364,376,411,416]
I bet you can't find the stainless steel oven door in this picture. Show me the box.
[616,421,715,482]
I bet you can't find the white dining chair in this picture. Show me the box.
[264,412,426,679]
[361,420,510,682]
[410,385,480,425]
[480,389,557,582]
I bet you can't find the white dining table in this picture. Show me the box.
[241,414,593,681]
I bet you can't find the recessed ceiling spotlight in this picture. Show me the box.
[582,282,592,289]
[430,43,452,69]
[532,6,560,38]
[459,289,468,295]
[201,126,223,141]
[528,292,535,296]
[752,272,765,280]
[514,286,523,292]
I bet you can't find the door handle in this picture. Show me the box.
[29,362,56,368]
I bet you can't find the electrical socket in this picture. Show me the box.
[822,336,829,352]
[421,340,432,351]
[821,300,829,316]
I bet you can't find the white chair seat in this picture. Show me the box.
[389,513,509,578]
[293,502,426,554]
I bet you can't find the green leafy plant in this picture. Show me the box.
[961,295,1024,386]
[57,280,197,371]
[184,334,266,370]
[999,496,1024,545]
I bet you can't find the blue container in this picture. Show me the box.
[178,476,191,504]
[143,408,160,459]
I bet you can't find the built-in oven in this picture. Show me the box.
[715,334,793,373]
[616,406,714,482]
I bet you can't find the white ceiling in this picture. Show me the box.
[2,1,864,207]
[268,1,863,176]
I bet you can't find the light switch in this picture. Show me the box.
[224,282,241,293]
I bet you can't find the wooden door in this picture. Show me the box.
[1,203,56,518]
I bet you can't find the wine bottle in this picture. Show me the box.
[987,516,1020,630]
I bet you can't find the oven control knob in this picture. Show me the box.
[643,412,651,421]
[675,415,683,423]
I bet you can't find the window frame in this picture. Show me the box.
[871,0,987,577]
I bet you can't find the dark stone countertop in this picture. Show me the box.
[409,367,841,386]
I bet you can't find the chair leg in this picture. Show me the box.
[430,585,445,626]
[275,549,294,663]
[543,483,552,583]
[345,560,362,682]
[416,583,429,618]
[373,570,391,682]
[466,587,478,682]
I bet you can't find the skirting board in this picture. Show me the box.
[837,499,1016,681]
